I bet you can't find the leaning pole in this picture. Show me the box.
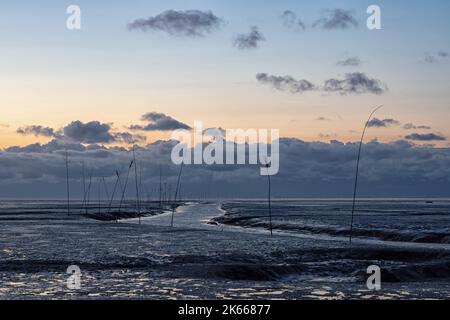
[171,162,184,228]
[265,158,273,236]
[349,105,383,244]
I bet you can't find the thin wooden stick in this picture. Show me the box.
[164,182,167,204]
[102,177,109,201]
[85,170,93,215]
[64,149,70,216]
[265,158,273,236]
[159,165,163,207]
[171,162,184,227]
[98,179,101,214]
[82,161,86,214]
[133,147,141,225]
[349,105,383,244]
[119,160,134,212]
[108,171,120,214]
[139,161,143,207]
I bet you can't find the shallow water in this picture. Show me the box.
[1,200,450,299]
[215,199,450,246]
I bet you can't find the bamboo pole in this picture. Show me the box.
[102,177,109,201]
[349,105,383,244]
[82,161,86,214]
[108,171,120,214]
[86,170,93,215]
[133,147,141,225]
[171,162,184,227]
[64,149,70,216]
[159,165,163,208]
[265,159,273,236]
[119,160,133,212]
[98,179,101,214]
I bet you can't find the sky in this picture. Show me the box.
[0,1,450,198]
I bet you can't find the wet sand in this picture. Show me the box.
[1,202,450,299]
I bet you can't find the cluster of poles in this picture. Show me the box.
[62,105,382,242]
[64,147,184,227]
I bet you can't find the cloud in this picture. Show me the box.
[114,132,147,144]
[256,73,316,94]
[424,54,438,64]
[130,112,191,131]
[316,117,330,121]
[367,118,400,128]
[63,121,116,144]
[405,133,446,141]
[403,123,431,130]
[233,27,265,50]
[313,9,358,30]
[257,72,387,95]
[337,57,361,67]
[424,51,448,64]
[204,127,226,137]
[128,10,223,37]
[318,133,338,139]
[323,72,387,95]
[16,125,55,138]
[281,10,306,31]
[2,138,450,198]
[16,122,145,146]
[5,139,87,154]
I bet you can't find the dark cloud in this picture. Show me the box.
[323,72,387,95]
[424,51,448,64]
[128,10,223,37]
[2,138,450,198]
[63,121,116,144]
[233,27,265,50]
[130,112,191,132]
[367,118,400,128]
[17,125,56,138]
[337,57,361,67]
[5,139,87,154]
[313,9,358,30]
[318,133,338,139]
[256,73,315,93]
[114,132,147,145]
[403,123,432,130]
[281,10,306,31]
[204,127,226,137]
[405,133,446,141]
[424,54,438,64]
[257,72,387,95]
[16,122,145,146]
[316,117,330,121]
